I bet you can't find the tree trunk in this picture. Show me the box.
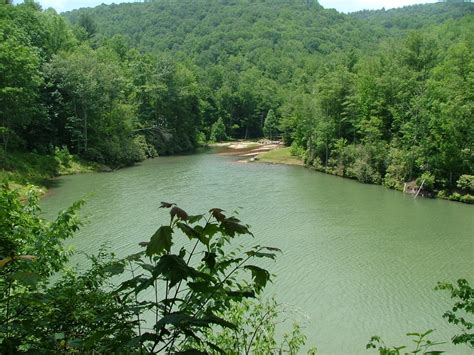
[2,116,8,152]
[325,142,329,168]
[83,105,88,152]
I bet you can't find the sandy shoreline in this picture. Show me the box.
[210,140,303,166]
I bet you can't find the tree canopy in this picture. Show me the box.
[1,0,472,195]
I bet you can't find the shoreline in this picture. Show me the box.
[212,140,472,204]
[1,152,101,198]
[211,140,303,166]
[4,142,472,204]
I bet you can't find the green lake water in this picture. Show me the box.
[42,150,474,354]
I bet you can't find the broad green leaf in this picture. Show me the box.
[262,246,282,252]
[203,251,216,269]
[154,254,201,287]
[246,251,277,259]
[104,262,125,275]
[202,312,237,329]
[188,214,204,223]
[146,226,173,256]
[126,250,146,261]
[202,223,219,239]
[244,265,270,290]
[155,312,236,330]
[155,313,202,329]
[138,262,155,273]
[188,281,216,293]
[137,332,163,344]
[226,289,255,298]
[135,278,155,294]
[115,275,147,294]
[161,297,186,307]
[177,222,208,245]
[217,258,243,272]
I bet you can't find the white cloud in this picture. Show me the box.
[39,0,68,12]
[25,0,439,13]
[319,0,438,13]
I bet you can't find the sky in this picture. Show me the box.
[20,0,439,14]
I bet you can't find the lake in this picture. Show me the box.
[42,150,474,354]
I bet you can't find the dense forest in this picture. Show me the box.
[1,0,473,201]
[1,2,473,353]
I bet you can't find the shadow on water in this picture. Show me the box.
[42,177,63,190]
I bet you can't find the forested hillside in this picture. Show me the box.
[1,0,473,200]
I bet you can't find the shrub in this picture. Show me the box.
[83,147,105,164]
[186,298,317,354]
[290,142,306,159]
[457,175,474,193]
[436,279,473,347]
[449,192,462,201]
[459,194,474,204]
[54,146,73,169]
[367,330,444,354]
[416,172,435,191]
[133,134,158,158]
[384,148,411,190]
[345,145,383,184]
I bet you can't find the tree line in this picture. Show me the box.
[1,0,473,199]
[1,1,202,168]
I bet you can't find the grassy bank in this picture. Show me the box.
[0,149,98,194]
[257,147,304,166]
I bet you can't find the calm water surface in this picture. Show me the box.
[42,151,474,354]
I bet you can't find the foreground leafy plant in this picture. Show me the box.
[2,186,307,353]
[116,202,282,353]
[368,279,474,354]
[367,329,444,354]
[185,297,317,354]
[0,184,84,352]
[436,279,473,348]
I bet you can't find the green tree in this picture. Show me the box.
[263,109,279,140]
[0,16,42,151]
[210,117,228,142]
[45,46,143,166]
[77,13,97,39]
